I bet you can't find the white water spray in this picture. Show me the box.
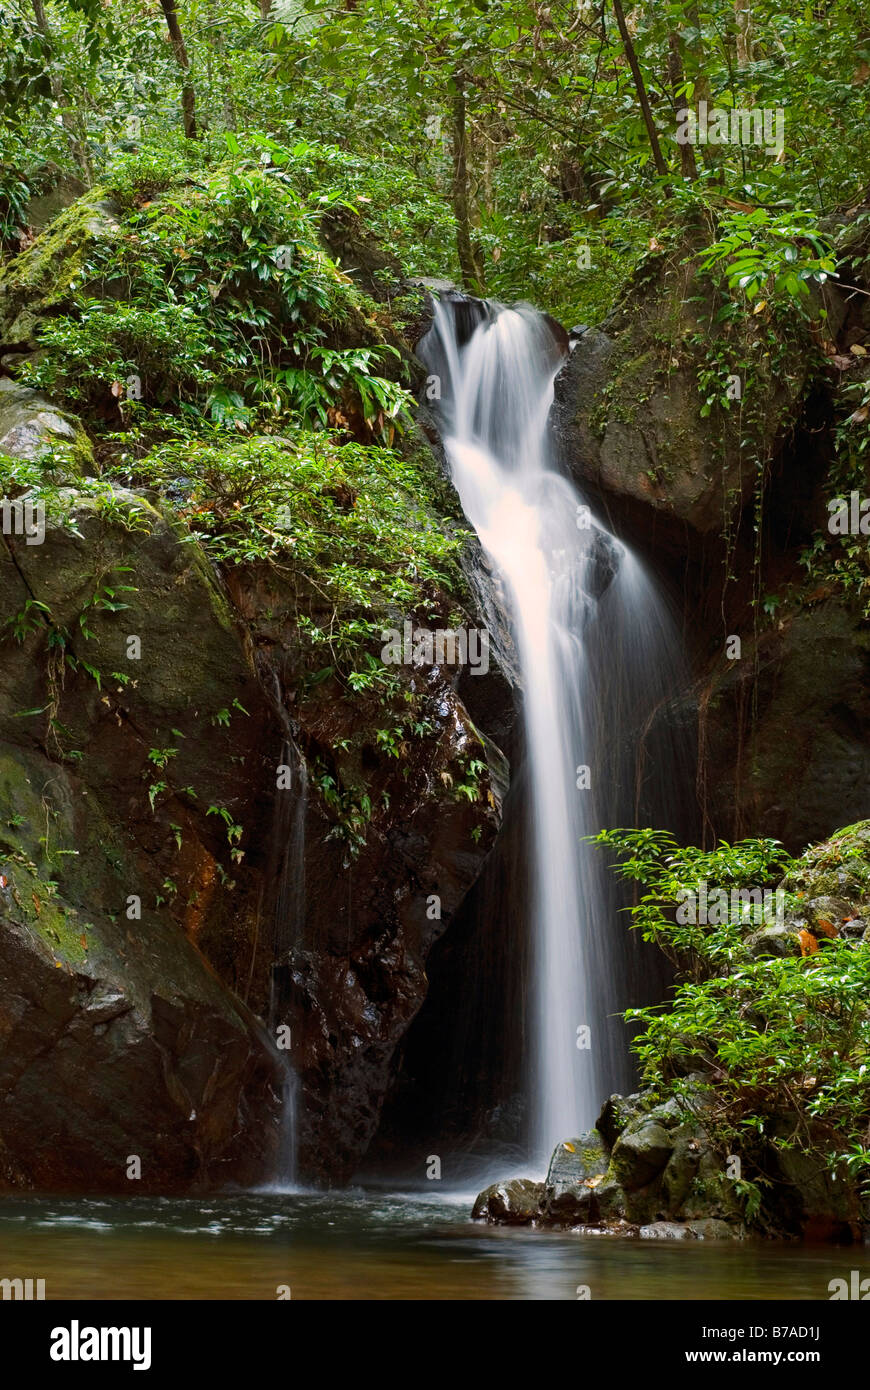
[421,297,682,1166]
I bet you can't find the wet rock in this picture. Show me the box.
[472,1178,544,1224]
[596,1092,645,1148]
[638,1221,691,1240]
[0,457,510,1189]
[611,1119,674,1190]
[660,1130,706,1212]
[640,1219,742,1240]
[542,1129,611,1222]
[546,1130,610,1187]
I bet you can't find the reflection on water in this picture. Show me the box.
[0,1190,850,1300]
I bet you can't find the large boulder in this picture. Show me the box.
[0,377,93,469]
[553,234,821,545]
[542,1129,611,1222]
[0,488,283,1190]
[610,1119,674,1191]
[472,1178,544,1224]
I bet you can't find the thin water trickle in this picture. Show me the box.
[267,729,307,1190]
[420,296,685,1167]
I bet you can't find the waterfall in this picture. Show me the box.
[263,698,308,1190]
[419,296,686,1167]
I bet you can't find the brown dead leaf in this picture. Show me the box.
[798,928,818,956]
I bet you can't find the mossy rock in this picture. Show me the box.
[553,230,820,539]
[546,1129,610,1186]
[0,377,93,472]
[0,191,122,348]
[610,1119,674,1191]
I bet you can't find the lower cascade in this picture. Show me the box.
[419,296,685,1165]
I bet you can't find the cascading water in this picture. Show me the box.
[419,296,686,1167]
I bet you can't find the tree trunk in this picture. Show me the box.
[158,0,198,139]
[734,0,752,67]
[668,30,697,179]
[450,73,484,293]
[612,0,669,181]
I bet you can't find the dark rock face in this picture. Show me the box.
[551,222,870,861]
[0,896,278,1192]
[0,187,515,1191]
[0,469,508,1190]
[224,553,505,1185]
[552,246,817,546]
[686,600,870,853]
[0,490,283,1191]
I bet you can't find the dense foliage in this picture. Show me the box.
[596,827,870,1222]
[3,0,866,320]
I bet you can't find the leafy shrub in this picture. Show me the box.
[595,827,870,1212]
[22,161,413,439]
[107,429,468,675]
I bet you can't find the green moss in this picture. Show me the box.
[0,191,121,343]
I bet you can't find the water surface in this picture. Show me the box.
[0,1190,850,1300]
